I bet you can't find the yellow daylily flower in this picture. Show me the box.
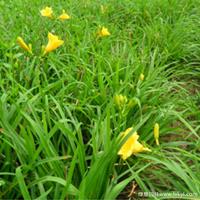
[139,73,145,81]
[118,128,151,160]
[58,10,70,20]
[40,7,53,18]
[97,26,110,37]
[154,123,160,145]
[44,32,64,54]
[16,37,32,54]
[114,94,127,109]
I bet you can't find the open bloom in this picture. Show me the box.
[58,10,70,20]
[118,128,151,160]
[44,32,64,54]
[154,123,160,145]
[97,26,110,37]
[40,7,53,18]
[17,37,32,54]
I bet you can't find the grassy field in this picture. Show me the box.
[0,0,200,199]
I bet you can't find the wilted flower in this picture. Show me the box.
[118,128,151,160]
[139,73,145,81]
[97,26,110,37]
[58,10,70,20]
[17,37,32,54]
[154,123,160,145]
[114,94,127,109]
[40,7,53,18]
[44,32,64,54]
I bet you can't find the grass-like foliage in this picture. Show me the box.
[0,0,200,199]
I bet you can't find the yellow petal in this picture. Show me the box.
[58,10,70,20]
[118,128,139,160]
[44,32,64,54]
[121,128,138,138]
[132,141,151,154]
[48,32,59,41]
[40,7,53,18]
[118,128,151,160]
[17,37,32,54]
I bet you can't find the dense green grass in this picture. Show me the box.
[0,0,200,199]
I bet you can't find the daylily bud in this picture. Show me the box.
[139,73,145,81]
[17,37,32,54]
[114,94,127,109]
[154,123,160,145]
[100,5,107,14]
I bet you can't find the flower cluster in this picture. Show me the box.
[16,6,110,55]
[114,94,138,111]
[16,33,64,55]
[16,5,161,162]
[40,6,70,20]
